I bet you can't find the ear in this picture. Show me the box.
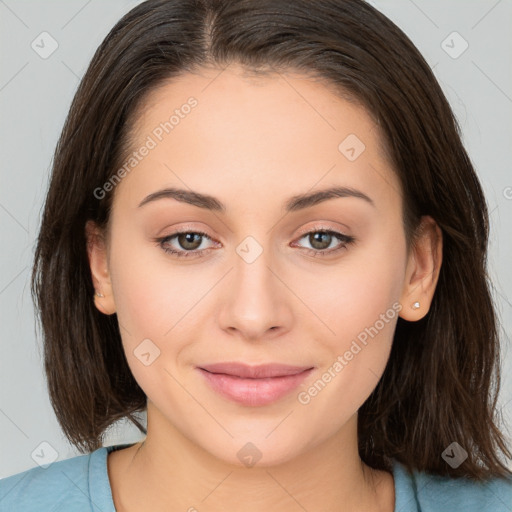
[85,220,116,315]
[399,215,443,321]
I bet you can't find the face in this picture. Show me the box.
[88,64,431,467]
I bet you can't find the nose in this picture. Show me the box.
[217,245,293,341]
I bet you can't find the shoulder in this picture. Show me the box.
[0,445,117,512]
[392,459,512,512]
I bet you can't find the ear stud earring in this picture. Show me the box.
[95,291,105,298]
[412,301,420,310]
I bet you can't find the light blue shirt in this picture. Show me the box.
[1,443,511,511]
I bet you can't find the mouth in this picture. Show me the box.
[196,363,315,406]
[198,362,314,379]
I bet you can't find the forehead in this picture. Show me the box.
[113,64,401,215]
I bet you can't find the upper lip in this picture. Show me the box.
[198,362,314,379]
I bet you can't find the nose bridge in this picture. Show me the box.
[219,232,291,337]
[233,234,279,308]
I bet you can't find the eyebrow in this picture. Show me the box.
[137,185,375,212]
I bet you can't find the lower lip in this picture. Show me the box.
[197,368,314,406]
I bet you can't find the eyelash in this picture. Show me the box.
[155,227,356,259]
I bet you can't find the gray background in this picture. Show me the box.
[1,0,511,478]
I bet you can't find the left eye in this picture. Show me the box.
[157,230,215,258]
[156,228,355,259]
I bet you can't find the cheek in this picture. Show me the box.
[107,225,214,388]
[304,233,406,405]
[107,237,182,397]
[311,229,406,340]
[108,223,197,336]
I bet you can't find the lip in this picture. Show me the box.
[196,363,314,407]
[198,362,313,378]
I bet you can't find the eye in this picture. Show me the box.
[155,227,356,259]
[156,230,217,259]
[292,228,356,257]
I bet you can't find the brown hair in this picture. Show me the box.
[31,0,512,481]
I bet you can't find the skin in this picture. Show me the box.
[86,64,442,512]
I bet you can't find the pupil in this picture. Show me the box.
[179,233,201,250]
[311,232,330,250]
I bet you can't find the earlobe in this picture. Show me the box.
[85,220,117,315]
[399,216,443,321]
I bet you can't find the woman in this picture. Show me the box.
[1,0,511,511]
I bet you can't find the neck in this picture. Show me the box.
[109,404,394,512]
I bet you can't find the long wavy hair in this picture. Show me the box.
[31,0,512,481]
